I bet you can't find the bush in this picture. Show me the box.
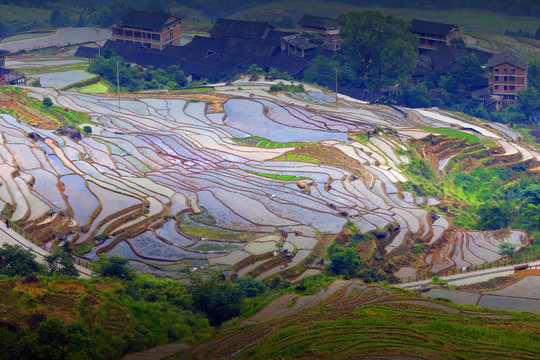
[0,244,43,276]
[499,242,517,256]
[42,97,53,108]
[93,255,134,280]
[235,277,267,298]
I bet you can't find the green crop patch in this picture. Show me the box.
[418,126,480,144]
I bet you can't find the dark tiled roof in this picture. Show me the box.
[413,57,434,76]
[264,30,296,43]
[74,46,99,58]
[411,19,458,37]
[298,15,339,29]
[468,48,495,65]
[282,34,317,50]
[118,10,180,30]
[429,46,466,74]
[486,50,528,69]
[470,87,489,98]
[209,18,271,39]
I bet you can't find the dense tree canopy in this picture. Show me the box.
[88,50,187,92]
[0,244,42,277]
[338,11,417,90]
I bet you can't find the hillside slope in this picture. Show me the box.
[180,279,540,359]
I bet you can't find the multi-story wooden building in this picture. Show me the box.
[111,10,182,50]
[298,14,341,51]
[411,19,460,54]
[487,50,528,104]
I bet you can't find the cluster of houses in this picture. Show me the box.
[75,11,340,81]
[410,18,528,109]
[0,9,530,109]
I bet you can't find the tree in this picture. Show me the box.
[0,20,8,38]
[499,242,517,256]
[44,250,78,278]
[37,318,97,360]
[50,10,71,28]
[328,246,363,277]
[42,97,53,108]
[402,83,431,108]
[477,202,513,230]
[127,274,192,308]
[519,86,540,116]
[0,244,43,277]
[188,273,244,326]
[247,64,263,74]
[235,277,266,298]
[450,37,466,50]
[83,126,92,135]
[266,275,291,291]
[448,53,486,92]
[93,255,134,280]
[76,15,85,28]
[303,55,339,88]
[338,11,417,90]
[526,58,540,87]
[519,203,540,230]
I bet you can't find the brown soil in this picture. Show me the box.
[49,280,89,294]
[0,95,57,129]
[514,269,540,276]
[288,143,363,177]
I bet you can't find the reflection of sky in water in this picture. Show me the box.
[60,174,99,225]
[224,99,348,142]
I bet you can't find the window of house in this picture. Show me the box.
[510,86,515,90]
[495,76,499,81]
[510,76,515,82]
[504,76,508,81]
[504,68,508,71]
[495,68,499,72]
[511,68,516,72]
[495,85,499,90]
[504,86,508,90]
[152,33,161,41]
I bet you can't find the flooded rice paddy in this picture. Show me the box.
[0,86,537,278]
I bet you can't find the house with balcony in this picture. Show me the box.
[487,50,528,105]
[111,10,182,50]
[0,50,25,85]
[411,19,461,55]
[298,14,342,51]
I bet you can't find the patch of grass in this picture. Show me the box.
[245,170,308,182]
[178,213,255,241]
[418,126,480,145]
[77,81,109,93]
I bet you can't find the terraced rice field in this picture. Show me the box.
[0,82,538,278]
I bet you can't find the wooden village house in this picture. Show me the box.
[111,10,182,50]
[411,19,461,55]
